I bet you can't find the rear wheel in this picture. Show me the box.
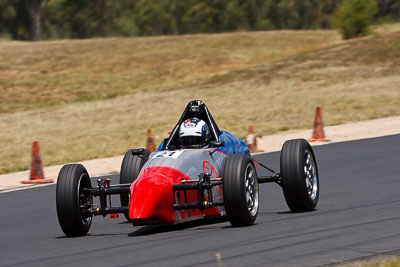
[280,139,319,212]
[120,149,150,220]
[56,164,93,237]
[223,154,259,226]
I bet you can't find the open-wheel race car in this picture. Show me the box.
[56,100,319,237]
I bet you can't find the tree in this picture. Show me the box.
[182,0,228,33]
[1,0,399,40]
[0,1,16,38]
[319,0,344,29]
[46,0,139,39]
[133,0,176,36]
[334,0,378,39]
[24,0,48,41]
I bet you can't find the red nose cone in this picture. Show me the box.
[129,166,190,225]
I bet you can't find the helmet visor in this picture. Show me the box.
[180,136,205,148]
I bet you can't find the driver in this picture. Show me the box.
[179,118,210,148]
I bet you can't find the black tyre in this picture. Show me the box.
[223,154,259,226]
[119,149,150,220]
[280,139,319,212]
[56,164,93,237]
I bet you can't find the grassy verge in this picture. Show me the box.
[1,29,400,174]
[344,256,400,266]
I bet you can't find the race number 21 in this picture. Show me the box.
[152,151,183,159]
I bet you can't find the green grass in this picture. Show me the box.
[1,28,400,174]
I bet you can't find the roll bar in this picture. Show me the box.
[163,100,221,150]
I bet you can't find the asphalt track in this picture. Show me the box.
[1,135,400,266]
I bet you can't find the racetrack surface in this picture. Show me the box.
[1,135,400,266]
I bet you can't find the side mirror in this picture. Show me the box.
[209,141,225,148]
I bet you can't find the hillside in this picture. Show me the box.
[1,29,400,174]
[0,31,339,113]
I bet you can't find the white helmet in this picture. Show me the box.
[179,118,210,148]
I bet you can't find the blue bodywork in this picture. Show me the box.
[217,130,249,156]
[157,130,249,156]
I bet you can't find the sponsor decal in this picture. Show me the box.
[151,151,184,159]
[203,160,219,178]
[203,160,223,197]
[184,118,199,128]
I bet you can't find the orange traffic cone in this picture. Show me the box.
[245,125,262,153]
[146,129,156,152]
[308,107,330,142]
[21,141,53,184]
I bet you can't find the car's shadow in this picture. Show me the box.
[55,210,303,239]
[128,217,228,236]
[277,209,318,214]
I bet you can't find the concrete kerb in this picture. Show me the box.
[0,156,123,193]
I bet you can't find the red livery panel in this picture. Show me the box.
[129,166,222,225]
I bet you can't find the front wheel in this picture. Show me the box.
[223,154,259,226]
[56,164,93,237]
[280,139,319,212]
[120,149,150,220]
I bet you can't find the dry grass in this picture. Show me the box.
[1,29,400,174]
[372,22,400,35]
[0,30,339,113]
[344,256,400,267]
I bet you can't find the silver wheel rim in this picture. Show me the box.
[245,164,259,216]
[78,173,93,226]
[304,150,318,200]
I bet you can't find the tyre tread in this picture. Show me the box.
[56,164,92,237]
[223,154,258,227]
[280,139,319,213]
